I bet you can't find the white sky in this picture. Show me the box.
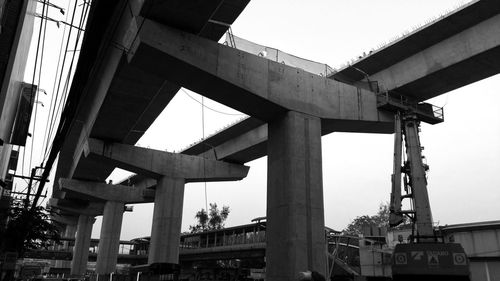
[20,0,500,240]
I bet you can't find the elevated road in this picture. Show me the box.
[49,0,250,199]
[53,0,500,192]
[179,0,500,165]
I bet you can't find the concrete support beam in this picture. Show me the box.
[51,213,79,226]
[59,178,154,203]
[85,138,249,181]
[368,13,500,101]
[55,224,77,268]
[71,215,95,275]
[52,0,144,194]
[148,177,185,264]
[198,123,268,163]
[267,111,326,280]
[96,201,125,275]
[48,198,105,216]
[128,20,392,127]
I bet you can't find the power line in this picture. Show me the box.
[181,88,245,116]
[33,0,90,209]
[49,0,89,146]
[25,0,48,176]
[40,0,72,161]
[30,0,50,171]
[42,0,79,163]
[201,95,208,213]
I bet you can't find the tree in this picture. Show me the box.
[189,203,230,233]
[342,202,408,236]
[0,201,60,255]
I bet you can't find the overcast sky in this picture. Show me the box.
[22,0,500,240]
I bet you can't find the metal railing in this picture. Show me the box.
[377,91,444,122]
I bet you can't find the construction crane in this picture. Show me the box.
[379,93,470,281]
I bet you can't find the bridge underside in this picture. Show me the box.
[46,0,500,279]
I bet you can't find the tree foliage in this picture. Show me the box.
[0,201,60,255]
[189,203,230,233]
[342,202,408,236]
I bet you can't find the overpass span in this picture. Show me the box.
[48,0,250,195]
[179,0,500,165]
[44,0,500,278]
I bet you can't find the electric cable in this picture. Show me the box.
[48,0,89,149]
[30,0,50,172]
[32,0,90,209]
[201,95,208,212]
[181,88,245,116]
[40,0,72,161]
[42,0,88,165]
[25,0,48,176]
[42,0,79,163]
[33,0,128,210]
[35,0,89,208]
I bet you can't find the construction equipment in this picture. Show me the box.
[383,96,470,280]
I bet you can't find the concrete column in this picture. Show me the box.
[96,201,124,275]
[55,224,77,268]
[148,177,185,264]
[266,111,326,281]
[71,215,95,276]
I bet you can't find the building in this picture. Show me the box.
[441,221,500,281]
[0,0,37,224]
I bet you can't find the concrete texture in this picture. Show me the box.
[129,20,392,127]
[53,0,248,191]
[48,198,105,216]
[86,138,249,182]
[368,14,500,101]
[177,1,500,168]
[198,123,268,163]
[55,224,77,269]
[59,178,154,203]
[52,1,134,191]
[148,177,185,264]
[71,215,95,275]
[267,111,326,280]
[332,1,500,101]
[45,1,500,279]
[96,201,124,274]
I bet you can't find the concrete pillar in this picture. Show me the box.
[148,176,185,264]
[266,111,326,281]
[96,201,124,275]
[55,224,77,268]
[71,215,94,276]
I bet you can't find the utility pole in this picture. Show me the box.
[24,168,36,208]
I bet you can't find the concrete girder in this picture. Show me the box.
[52,0,144,195]
[148,177,185,264]
[96,201,124,275]
[267,111,326,279]
[128,20,393,126]
[85,138,250,181]
[194,116,396,164]
[355,13,500,101]
[71,215,95,275]
[173,7,500,165]
[48,198,105,216]
[198,123,268,162]
[55,224,77,268]
[59,178,155,204]
[50,212,79,226]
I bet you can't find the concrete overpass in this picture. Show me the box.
[45,0,500,280]
[179,0,500,164]
[46,0,252,277]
